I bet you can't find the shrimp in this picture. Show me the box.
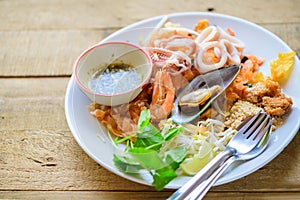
[150,70,175,121]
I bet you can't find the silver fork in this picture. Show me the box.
[187,116,272,200]
[167,112,271,200]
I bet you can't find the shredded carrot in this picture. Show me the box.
[226,28,235,36]
[195,19,209,31]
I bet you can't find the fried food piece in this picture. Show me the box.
[243,78,281,103]
[262,96,293,116]
[242,77,293,116]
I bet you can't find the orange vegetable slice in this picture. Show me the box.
[270,51,295,83]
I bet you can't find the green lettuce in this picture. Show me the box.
[112,109,187,191]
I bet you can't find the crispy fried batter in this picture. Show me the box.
[242,77,293,116]
[262,96,293,116]
[243,82,269,103]
[243,78,281,103]
[264,77,282,94]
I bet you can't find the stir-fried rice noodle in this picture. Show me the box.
[160,119,237,157]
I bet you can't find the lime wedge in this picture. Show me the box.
[181,141,214,176]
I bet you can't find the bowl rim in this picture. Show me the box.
[73,41,153,97]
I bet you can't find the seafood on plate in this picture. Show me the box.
[87,17,295,191]
[194,26,245,73]
[179,85,222,107]
[90,17,294,140]
[144,21,199,57]
[150,70,175,121]
[145,47,199,91]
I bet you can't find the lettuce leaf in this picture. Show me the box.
[112,109,187,191]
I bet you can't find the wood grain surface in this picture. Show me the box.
[0,0,299,199]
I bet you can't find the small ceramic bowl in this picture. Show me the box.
[73,41,152,106]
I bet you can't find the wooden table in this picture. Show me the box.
[1,0,299,199]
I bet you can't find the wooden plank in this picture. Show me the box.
[0,129,152,191]
[0,29,116,77]
[0,77,150,191]
[0,191,300,200]
[206,192,300,200]
[0,78,299,191]
[0,0,299,31]
[0,24,299,77]
[0,78,70,131]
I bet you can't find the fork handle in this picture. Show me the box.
[167,148,233,200]
[187,156,236,200]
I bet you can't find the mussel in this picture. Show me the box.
[171,65,241,124]
[178,85,222,107]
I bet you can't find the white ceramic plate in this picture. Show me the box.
[65,12,300,189]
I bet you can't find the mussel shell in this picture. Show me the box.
[171,65,241,124]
